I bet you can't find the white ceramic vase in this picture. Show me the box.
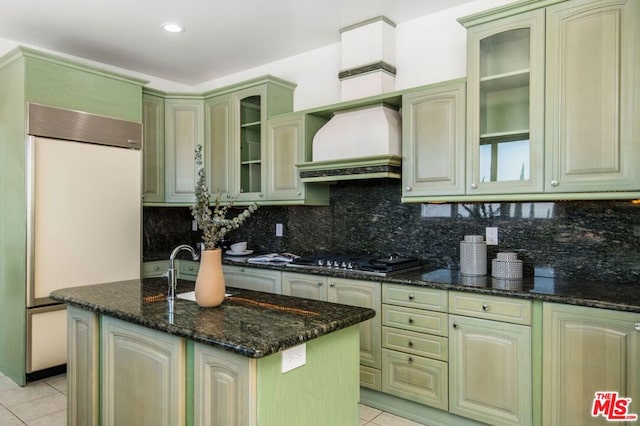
[195,249,226,308]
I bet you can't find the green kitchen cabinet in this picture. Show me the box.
[448,292,532,426]
[164,97,205,204]
[282,272,328,301]
[381,284,449,410]
[142,91,165,203]
[401,79,467,201]
[193,341,255,425]
[266,113,330,205]
[328,278,382,391]
[459,0,640,201]
[101,316,186,426]
[222,265,282,294]
[542,303,639,426]
[464,8,546,197]
[204,76,296,205]
[67,305,99,426]
[142,260,170,278]
[544,0,640,194]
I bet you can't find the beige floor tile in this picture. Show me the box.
[44,374,67,395]
[0,376,20,393]
[369,411,426,426]
[359,403,383,422]
[9,392,66,423]
[0,381,58,409]
[26,407,67,426]
[0,405,23,426]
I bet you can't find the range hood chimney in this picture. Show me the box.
[299,17,402,182]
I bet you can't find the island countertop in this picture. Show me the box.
[50,277,375,358]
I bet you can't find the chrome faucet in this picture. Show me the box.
[166,244,200,302]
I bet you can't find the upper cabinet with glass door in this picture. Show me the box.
[205,76,296,204]
[465,9,545,196]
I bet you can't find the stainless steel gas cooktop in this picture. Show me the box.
[286,254,421,277]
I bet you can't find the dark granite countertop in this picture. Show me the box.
[144,251,640,313]
[50,278,375,358]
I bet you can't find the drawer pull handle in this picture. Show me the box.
[317,282,323,287]
[408,294,415,300]
[482,304,489,311]
[635,322,640,331]
[154,266,160,271]
[408,318,414,324]
[408,357,414,363]
[453,323,458,329]
[408,341,414,347]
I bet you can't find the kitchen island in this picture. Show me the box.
[50,278,375,426]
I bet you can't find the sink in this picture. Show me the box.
[177,291,232,302]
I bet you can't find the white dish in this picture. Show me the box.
[225,249,253,256]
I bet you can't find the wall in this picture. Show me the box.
[0,0,515,111]
[143,180,640,285]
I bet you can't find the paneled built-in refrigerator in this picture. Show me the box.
[25,103,142,377]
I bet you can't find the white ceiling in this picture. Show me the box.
[0,0,474,86]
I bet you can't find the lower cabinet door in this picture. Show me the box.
[223,265,282,294]
[543,303,640,426]
[101,317,185,426]
[193,342,255,425]
[381,348,448,410]
[67,306,98,426]
[449,315,532,426]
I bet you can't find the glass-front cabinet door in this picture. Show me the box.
[235,86,267,202]
[466,10,545,195]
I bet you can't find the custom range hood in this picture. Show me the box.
[298,17,402,182]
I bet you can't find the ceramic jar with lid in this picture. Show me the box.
[491,252,523,279]
[460,235,487,276]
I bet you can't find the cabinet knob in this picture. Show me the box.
[482,303,489,311]
[471,183,478,190]
[154,265,160,271]
[408,317,414,324]
[317,282,323,287]
[406,186,412,192]
[297,191,301,196]
[635,322,640,331]
[408,356,414,363]
[408,294,414,300]
[259,193,264,198]
[408,341,414,347]
[453,323,458,329]
[550,180,559,187]
[329,283,335,288]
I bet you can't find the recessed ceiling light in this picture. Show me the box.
[162,23,184,33]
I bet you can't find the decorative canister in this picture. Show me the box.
[491,252,523,279]
[460,235,487,276]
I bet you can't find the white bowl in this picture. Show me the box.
[230,241,247,253]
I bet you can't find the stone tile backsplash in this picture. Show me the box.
[144,180,640,284]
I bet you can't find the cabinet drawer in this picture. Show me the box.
[142,260,169,278]
[381,348,448,410]
[382,326,448,361]
[382,305,448,337]
[449,291,531,325]
[360,365,381,392]
[382,283,447,312]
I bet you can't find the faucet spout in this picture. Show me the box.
[167,244,200,303]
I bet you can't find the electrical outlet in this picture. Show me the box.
[275,223,283,237]
[486,227,498,245]
[281,343,306,373]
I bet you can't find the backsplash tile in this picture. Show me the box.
[144,180,640,284]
